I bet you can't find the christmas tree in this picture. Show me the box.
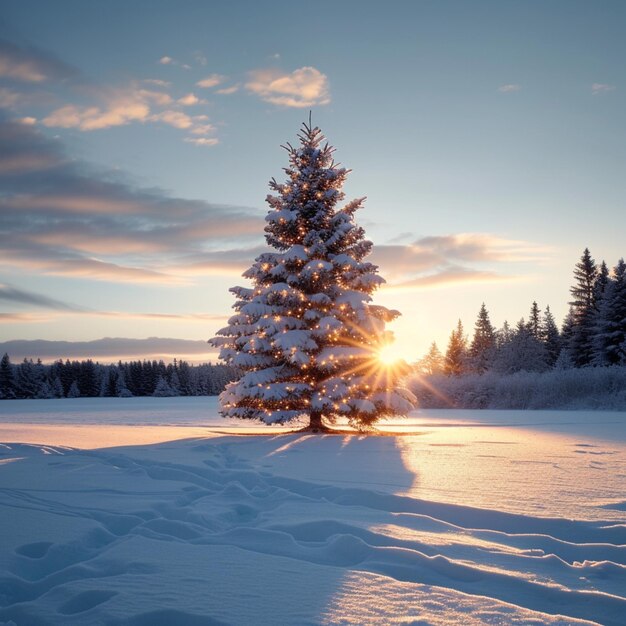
[210,119,416,430]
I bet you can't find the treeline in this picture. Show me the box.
[0,356,237,400]
[411,248,626,408]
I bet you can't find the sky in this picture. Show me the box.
[0,0,625,364]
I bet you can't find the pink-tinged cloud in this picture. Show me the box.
[498,84,521,93]
[216,85,239,95]
[196,74,225,88]
[0,39,77,83]
[178,93,202,106]
[383,268,513,292]
[0,116,264,285]
[371,233,549,291]
[246,67,330,108]
[42,100,150,130]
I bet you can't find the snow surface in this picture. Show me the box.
[0,398,625,625]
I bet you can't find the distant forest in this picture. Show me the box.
[411,248,626,409]
[0,357,237,400]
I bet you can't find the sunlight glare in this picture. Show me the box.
[377,342,405,366]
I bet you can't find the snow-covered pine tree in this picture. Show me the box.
[568,248,598,366]
[528,301,541,340]
[0,353,15,399]
[444,320,468,376]
[418,341,445,375]
[211,120,416,430]
[492,318,549,374]
[592,258,626,366]
[541,305,561,366]
[468,303,496,373]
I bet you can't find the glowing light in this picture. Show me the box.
[377,342,405,366]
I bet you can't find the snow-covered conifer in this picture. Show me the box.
[211,120,415,430]
[528,301,541,340]
[67,380,81,398]
[541,305,561,366]
[444,320,468,376]
[568,248,598,366]
[592,258,626,365]
[418,342,445,375]
[468,303,496,373]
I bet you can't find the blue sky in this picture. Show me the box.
[0,0,625,362]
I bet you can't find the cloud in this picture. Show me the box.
[371,233,548,291]
[159,56,174,65]
[184,137,219,147]
[0,114,264,285]
[41,86,173,131]
[246,67,330,108]
[150,109,195,129]
[0,39,78,83]
[0,337,219,363]
[177,93,202,106]
[498,84,521,93]
[591,83,615,95]
[0,115,64,173]
[39,81,216,143]
[386,267,508,292]
[196,74,225,88]
[0,283,82,311]
[143,78,171,87]
[216,85,239,95]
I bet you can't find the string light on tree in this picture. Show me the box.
[210,117,416,431]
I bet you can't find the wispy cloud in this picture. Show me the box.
[184,137,219,146]
[196,74,225,88]
[591,83,615,95]
[498,84,521,93]
[215,85,239,95]
[0,114,263,284]
[373,233,548,291]
[246,67,330,108]
[0,283,82,311]
[0,39,77,83]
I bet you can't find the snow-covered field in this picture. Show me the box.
[0,399,625,625]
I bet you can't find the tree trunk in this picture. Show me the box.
[309,410,330,432]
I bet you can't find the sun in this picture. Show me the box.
[377,342,405,366]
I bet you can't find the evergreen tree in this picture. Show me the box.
[153,375,176,397]
[51,376,65,398]
[15,359,39,398]
[594,260,610,304]
[468,303,496,373]
[493,319,549,374]
[444,320,468,376]
[78,359,99,397]
[592,258,626,365]
[541,305,561,366]
[0,353,15,399]
[211,120,415,430]
[418,342,445,375]
[528,301,541,340]
[115,370,133,397]
[495,320,513,349]
[568,248,598,366]
[67,380,81,398]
